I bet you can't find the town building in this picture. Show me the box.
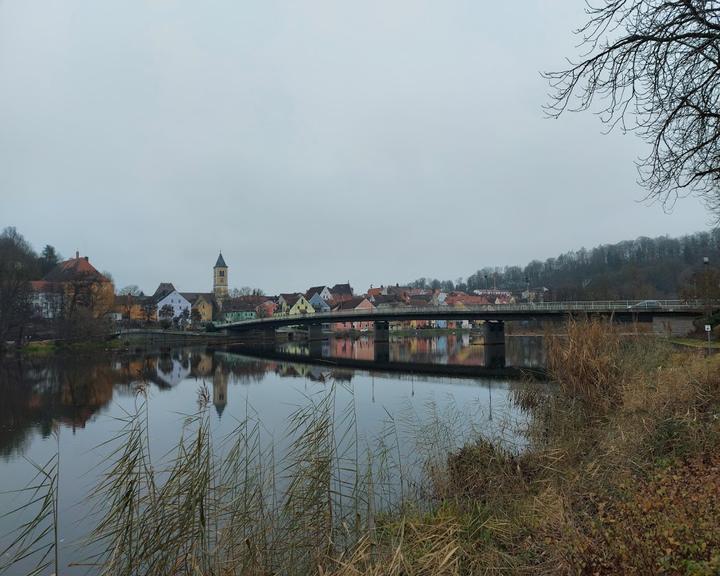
[305,286,333,302]
[180,293,216,324]
[213,252,228,300]
[330,283,354,303]
[331,296,375,332]
[30,252,114,319]
[153,283,191,321]
[308,292,331,312]
[113,294,148,321]
[222,299,258,323]
[278,294,315,315]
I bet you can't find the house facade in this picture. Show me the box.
[306,286,332,302]
[330,283,354,303]
[30,253,114,319]
[181,293,216,323]
[113,295,147,321]
[331,297,375,332]
[29,281,63,319]
[287,294,315,316]
[154,283,192,320]
[277,293,315,315]
[308,292,331,312]
[222,299,258,323]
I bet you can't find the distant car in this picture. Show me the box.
[628,300,663,310]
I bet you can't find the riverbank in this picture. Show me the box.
[3,321,717,575]
[334,320,720,575]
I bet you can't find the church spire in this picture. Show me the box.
[213,252,228,299]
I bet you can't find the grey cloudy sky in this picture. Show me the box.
[0,1,713,295]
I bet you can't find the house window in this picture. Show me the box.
[219,271,225,277]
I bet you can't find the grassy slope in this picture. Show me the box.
[329,321,720,575]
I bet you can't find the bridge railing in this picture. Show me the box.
[213,299,708,328]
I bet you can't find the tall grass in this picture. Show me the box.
[2,376,503,575]
[546,317,623,411]
[0,429,60,576]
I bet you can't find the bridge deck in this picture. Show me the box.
[217,300,709,331]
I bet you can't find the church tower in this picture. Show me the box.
[213,252,228,299]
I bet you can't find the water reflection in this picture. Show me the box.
[279,334,545,370]
[0,336,545,460]
[1,340,538,574]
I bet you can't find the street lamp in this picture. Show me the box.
[704,257,711,355]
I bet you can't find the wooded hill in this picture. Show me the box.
[411,230,720,300]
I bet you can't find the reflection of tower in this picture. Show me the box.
[213,252,228,300]
[213,367,228,419]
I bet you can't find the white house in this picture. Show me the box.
[305,286,333,302]
[153,283,192,320]
[29,281,63,319]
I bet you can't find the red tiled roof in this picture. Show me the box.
[333,296,374,311]
[43,256,110,284]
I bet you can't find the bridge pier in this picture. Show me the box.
[483,343,506,369]
[483,321,505,345]
[374,340,390,363]
[308,323,324,342]
[375,321,390,343]
[308,338,324,358]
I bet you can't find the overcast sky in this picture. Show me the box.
[0,1,714,295]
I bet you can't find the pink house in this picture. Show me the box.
[331,297,375,332]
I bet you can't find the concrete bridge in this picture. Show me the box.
[216,300,709,343]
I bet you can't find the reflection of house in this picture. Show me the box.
[192,353,214,378]
[331,337,374,360]
[153,356,191,387]
[30,253,114,319]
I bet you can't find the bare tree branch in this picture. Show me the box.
[545,0,720,217]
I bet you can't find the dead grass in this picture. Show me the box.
[3,319,720,575]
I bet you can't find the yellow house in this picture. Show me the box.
[181,293,216,323]
[41,253,115,318]
[278,294,315,315]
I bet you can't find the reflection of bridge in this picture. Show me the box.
[222,344,539,379]
[217,300,707,345]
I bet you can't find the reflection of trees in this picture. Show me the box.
[0,356,131,458]
[212,353,269,385]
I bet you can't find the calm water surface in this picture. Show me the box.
[0,335,543,574]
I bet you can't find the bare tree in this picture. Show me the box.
[159,304,174,329]
[229,286,265,297]
[545,1,720,216]
[142,300,157,325]
[190,307,202,327]
[119,285,142,296]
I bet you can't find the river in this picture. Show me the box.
[0,334,545,574]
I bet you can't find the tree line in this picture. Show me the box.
[410,230,720,300]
